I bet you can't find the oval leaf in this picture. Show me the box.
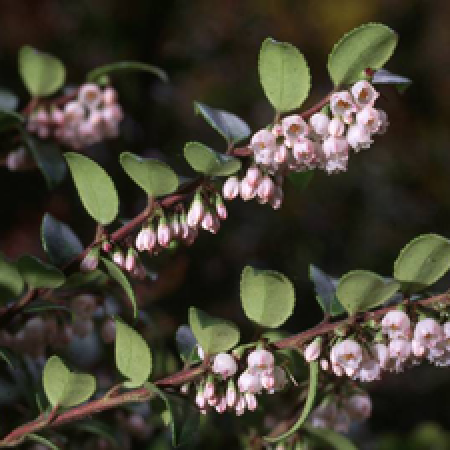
[264,361,318,443]
[41,213,83,267]
[175,325,200,364]
[101,257,137,319]
[17,255,65,289]
[115,320,152,388]
[184,141,241,176]
[393,234,450,291]
[240,266,295,328]
[19,46,66,97]
[64,152,119,225]
[120,152,178,197]
[188,307,240,355]
[327,23,398,86]
[194,102,251,145]
[87,61,168,83]
[258,38,311,112]
[0,254,24,303]
[336,270,400,315]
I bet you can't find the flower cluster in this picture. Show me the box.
[27,84,123,149]
[222,80,387,209]
[192,348,288,416]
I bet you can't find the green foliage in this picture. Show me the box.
[393,233,450,291]
[183,141,241,176]
[336,270,400,315]
[101,257,138,319]
[194,102,251,145]
[258,38,311,112]
[240,266,295,328]
[115,319,152,388]
[304,424,358,450]
[27,434,61,450]
[87,61,168,83]
[327,23,398,86]
[188,307,240,354]
[64,152,119,225]
[120,152,178,197]
[43,355,96,408]
[18,46,66,97]
[61,270,107,290]
[0,253,24,302]
[264,361,318,442]
[175,325,200,364]
[0,109,23,132]
[17,255,65,289]
[41,213,83,267]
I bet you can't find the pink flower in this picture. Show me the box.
[215,395,227,413]
[245,392,258,411]
[381,310,411,340]
[187,193,204,227]
[413,318,444,349]
[245,166,262,187]
[157,219,171,248]
[346,124,373,151]
[195,389,206,409]
[282,114,309,146]
[274,144,288,163]
[125,249,136,272]
[240,179,257,201]
[351,81,379,108]
[247,349,274,373]
[292,138,317,168]
[257,176,275,203]
[328,117,345,137]
[304,338,321,362]
[64,101,84,127]
[226,380,237,407]
[235,395,246,416]
[212,353,238,379]
[389,338,412,362]
[204,380,215,400]
[356,106,381,133]
[309,112,330,136]
[411,339,426,357]
[222,176,240,200]
[330,339,363,377]
[78,83,102,109]
[113,249,124,267]
[330,91,356,117]
[103,87,118,106]
[251,129,276,153]
[261,370,275,390]
[322,137,349,173]
[238,370,262,394]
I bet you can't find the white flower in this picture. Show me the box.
[328,117,345,137]
[245,392,258,411]
[389,338,411,362]
[351,81,379,108]
[187,194,204,227]
[414,318,444,349]
[330,339,363,377]
[309,113,330,136]
[346,124,373,151]
[235,394,246,416]
[282,115,309,146]
[212,353,238,379]
[322,137,349,173]
[304,338,321,362]
[240,179,257,201]
[78,83,102,110]
[222,176,240,200]
[64,101,84,127]
[245,166,261,187]
[356,106,381,133]
[157,220,171,248]
[381,310,411,340]
[330,91,356,117]
[257,176,275,203]
[238,370,261,394]
[247,349,275,372]
[292,138,317,168]
[251,129,276,157]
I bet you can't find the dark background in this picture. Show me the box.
[1,0,450,448]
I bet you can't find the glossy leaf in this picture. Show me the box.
[87,61,168,83]
[101,257,137,319]
[0,253,24,302]
[240,266,295,328]
[64,152,119,225]
[19,46,66,97]
[372,68,411,92]
[304,424,358,450]
[258,38,311,112]
[194,102,251,144]
[184,141,241,176]
[41,213,83,267]
[188,307,240,354]
[327,23,398,86]
[115,319,152,388]
[120,152,178,197]
[393,234,450,291]
[336,270,400,315]
[264,361,318,442]
[17,255,65,289]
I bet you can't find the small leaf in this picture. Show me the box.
[115,320,152,388]
[240,266,296,328]
[372,68,411,92]
[336,270,400,315]
[119,152,178,197]
[101,257,137,319]
[309,265,345,317]
[264,361,318,443]
[0,253,24,303]
[0,89,19,111]
[27,434,61,450]
[61,270,107,290]
[287,170,314,190]
[147,383,200,447]
[327,23,398,86]
[41,213,83,267]
[258,38,311,112]
[175,325,200,363]
[87,61,168,83]
[18,46,66,97]
[43,355,96,408]
[188,307,240,355]
[17,255,65,289]
[184,141,241,176]
[194,102,251,144]
[64,152,119,225]
[304,424,358,450]
[393,234,450,292]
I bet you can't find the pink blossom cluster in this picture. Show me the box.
[192,348,288,415]
[27,84,123,149]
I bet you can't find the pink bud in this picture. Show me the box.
[257,176,275,203]
[213,353,238,379]
[187,195,204,227]
[201,211,214,231]
[222,176,240,200]
[328,117,345,137]
[64,101,84,127]
[125,251,136,272]
[304,338,321,362]
[309,113,330,136]
[216,202,227,220]
[235,395,246,416]
[80,249,99,272]
[274,144,288,163]
[195,390,206,409]
[102,241,112,253]
[240,179,257,201]
[320,359,329,371]
[247,349,274,372]
[245,392,258,411]
[246,166,262,187]
[103,87,118,106]
[113,249,125,267]
[157,220,171,248]
[215,395,227,413]
[411,339,426,358]
[261,371,275,390]
[226,381,237,408]
[204,381,215,400]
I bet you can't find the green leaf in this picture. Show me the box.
[175,325,200,364]
[0,253,24,303]
[27,433,61,450]
[18,46,65,97]
[101,257,137,319]
[287,170,314,190]
[309,265,345,317]
[115,320,152,388]
[183,141,241,176]
[327,23,398,86]
[304,424,358,450]
[87,61,168,83]
[0,109,24,132]
[258,38,311,112]
[43,355,96,408]
[17,255,65,289]
[61,270,107,290]
[188,307,240,354]
[336,270,400,315]
[372,68,412,92]
[41,213,83,267]
[119,152,178,197]
[147,383,199,447]
[0,89,19,111]
[264,361,318,443]
[64,152,119,225]
[240,266,296,328]
[194,102,251,145]
[393,234,450,292]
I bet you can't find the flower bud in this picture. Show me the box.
[309,112,330,136]
[257,176,275,203]
[274,144,288,164]
[212,353,238,379]
[204,376,215,400]
[304,337,322,362]
[226,379,237,408]
[328,117,345,137]
[103,87,118,106]
[80,247,99,272]
[246,166,262,187]
[261,370,275,390]
[222,176,240,200]
[247,349,274,372]
[215,395,227,413]
[238,370,262,394]
[245,392,258,411]
[195,387,206,409]
[235,394,246,416]
[113,248,125,267]
[187,192,204,227]
[240,179,257,201]
[125,248,136,272]
[157,217,171,248]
